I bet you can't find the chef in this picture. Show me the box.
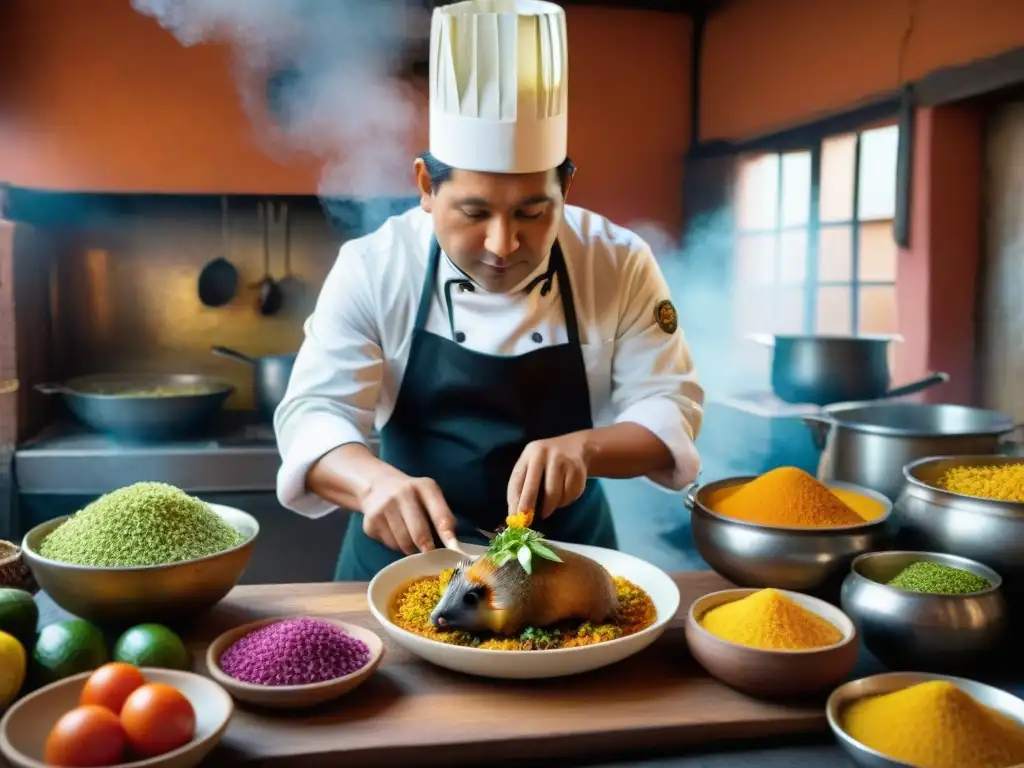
[274,0,704,581]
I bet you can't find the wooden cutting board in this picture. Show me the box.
[169,571,830,766]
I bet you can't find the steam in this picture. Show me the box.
[131,0,424,209]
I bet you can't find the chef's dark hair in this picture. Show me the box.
[418,151,575,195]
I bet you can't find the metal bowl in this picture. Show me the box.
[895,455,1024,598]
[686,477,894,594]
[826,671,1024,767]
[21,504,258,627]
[839,550,1008,674]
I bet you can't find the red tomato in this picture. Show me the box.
[44,705,127,767]
[119,682,196,758]
[79,662,146,715]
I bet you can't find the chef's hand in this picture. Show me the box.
[507,433,589,520]
[360,467,458,555]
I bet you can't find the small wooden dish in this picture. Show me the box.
[206,616,384,709]
[685,588,859,700]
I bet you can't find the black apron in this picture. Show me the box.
[334,237,617,581]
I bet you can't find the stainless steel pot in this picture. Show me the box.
[211,346,296,421]
[803,403,1021,502]
[894,455,1024,600]
[751,333,949,405]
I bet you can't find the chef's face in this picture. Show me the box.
[414,158,572,293]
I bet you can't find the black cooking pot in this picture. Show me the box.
[751,334,949,406]
[211,346,296,421]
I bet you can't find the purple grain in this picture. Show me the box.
[219,617,371,686]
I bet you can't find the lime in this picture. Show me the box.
[0,588,38,648]
[0,630,26,710]
[32,619,108,686]
[113,624,189,670]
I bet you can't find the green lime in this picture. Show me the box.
[0,588,38,649]
[113,624,189,670]
[32,619,108,686]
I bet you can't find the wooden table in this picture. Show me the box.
[156,571,830,767]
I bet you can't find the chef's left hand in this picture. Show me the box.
[507,432,589,520]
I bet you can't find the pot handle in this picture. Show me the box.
[998,423,1024,454]
[33,382,68,395]
[682,482,701,510]
[801,414,832,451]
[884,371,950,399]
[211,345,256,366]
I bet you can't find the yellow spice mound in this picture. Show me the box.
[712,466,866,527]
[842,681,1024,768]
[698,588,843,650]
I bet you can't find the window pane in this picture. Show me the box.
[818,226,852,282]
[736,153,780,230]
[816,286,852,335]
[774,286,805,334]
[858,220,898,282]
[781,151,811,227]
[736,234,775,284]
[780,230,807,283]
[858,125,899,221]
[820,134,856,223]
[858,285,898,335]
[733,282,774,338]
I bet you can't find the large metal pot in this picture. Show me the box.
[751,334,949,405]
[211,346,296,421]
[894,455,1024,600]
[803,403,1021,502]
[35,373,234,441]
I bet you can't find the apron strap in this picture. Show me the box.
[412,236,581,346]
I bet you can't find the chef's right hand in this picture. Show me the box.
[360,468,458,555]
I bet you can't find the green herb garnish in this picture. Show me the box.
[486,526,562,575]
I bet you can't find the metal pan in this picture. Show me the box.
[35,373,234,441]
[211,346,296,421]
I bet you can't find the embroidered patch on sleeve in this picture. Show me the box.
[654,299,678,334]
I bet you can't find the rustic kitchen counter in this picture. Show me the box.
[19,575,1024,768]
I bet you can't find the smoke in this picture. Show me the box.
[131,0,424,212]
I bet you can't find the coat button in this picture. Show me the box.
[455,331,466,343]
[531,332,543,343]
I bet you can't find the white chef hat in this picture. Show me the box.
[428,0,569,174]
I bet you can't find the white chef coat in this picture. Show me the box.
[274,204,704,518]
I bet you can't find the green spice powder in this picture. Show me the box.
[39,482,246,567]
[886,561,992,595]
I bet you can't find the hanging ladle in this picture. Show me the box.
[256,200,283,316]
[275,201,305,311]
[197,196,239,307]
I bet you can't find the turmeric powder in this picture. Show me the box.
[841,680,1024,768]
[709,466,867,527]
[937,464,1024,503]
[698,588,843,650]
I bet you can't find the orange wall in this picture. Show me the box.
[0,0,691,234]
[702,0,1024,141]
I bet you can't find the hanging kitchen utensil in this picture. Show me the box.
[276,201,305,311]
[197,196,239,308]
[256,201,282,316]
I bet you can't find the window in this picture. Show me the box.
[733,125,900,376]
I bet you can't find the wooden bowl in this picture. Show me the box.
[685,588,859,699]
[0,668,233,768]
[206,616,384,709]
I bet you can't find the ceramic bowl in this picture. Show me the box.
[686,587,859,699]
[21,504,258,626]
[367,541,680,680]
[206,616,384,709]
[840,550,1008,674]
[826,671,1024,767]
[0,668,233,768]
[0,540,36,593]
[687,476,895,595]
